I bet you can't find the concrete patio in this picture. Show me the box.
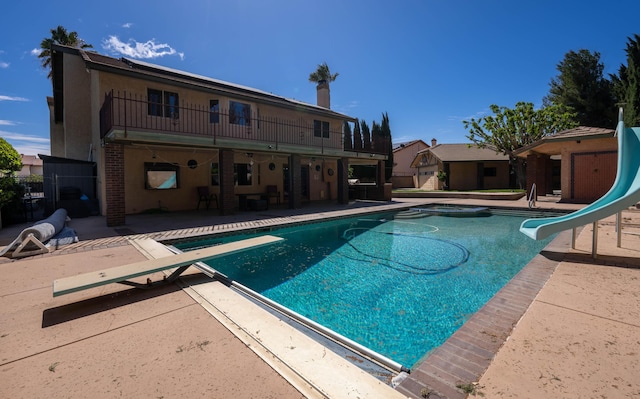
[1,197,638,398]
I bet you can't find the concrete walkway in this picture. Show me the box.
[1,197,638,398]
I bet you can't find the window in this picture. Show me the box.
[234,163,252,185]
[484,167,497,177]
[229,101,251,126]
[147,88,179,118]
[314,120,330,138]
[210,162,220,186]
[209,100,219,123]
[148,89,163,117]
[165,91,179,119]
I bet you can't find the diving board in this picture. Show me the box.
[53,235,283,297]
[521,111,640,240]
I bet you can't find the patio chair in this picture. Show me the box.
[266,185,280,205]
[196,186,218,210]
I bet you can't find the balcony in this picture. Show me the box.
[100,91,388,156]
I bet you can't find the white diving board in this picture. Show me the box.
[53,235,284,297]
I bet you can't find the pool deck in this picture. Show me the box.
[1,196,639,398]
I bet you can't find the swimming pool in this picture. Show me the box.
[174,208,555,369]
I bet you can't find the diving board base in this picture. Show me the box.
[53,235,283,297]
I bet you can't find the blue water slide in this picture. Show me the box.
[520,120,640,240]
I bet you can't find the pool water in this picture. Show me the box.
[175,211,554,368]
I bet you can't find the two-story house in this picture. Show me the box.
[48,44,387,226]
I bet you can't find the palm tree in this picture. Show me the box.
[39,25,93,80]
[308,62,339,86]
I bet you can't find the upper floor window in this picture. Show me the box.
[229,101,251,126]
[314,120,330,138]
[148,89,163,117]
[147,88,179,119]
[210,100,220,124]
[165,91,179,119]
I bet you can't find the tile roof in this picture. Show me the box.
[60,45,354,120]
[514,126,615,156]
[424,143,508,162]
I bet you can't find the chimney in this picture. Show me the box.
[316,80,330,108]
[431,138,437,147]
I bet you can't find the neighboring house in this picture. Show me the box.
[410,140,510,190]
[515,126,617,203]
[391,139,429,188]
[48,44,388,226]
[18,155,43,177]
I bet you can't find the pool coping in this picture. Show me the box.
[395,227,574,399]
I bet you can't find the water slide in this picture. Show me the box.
[520,117,640,240]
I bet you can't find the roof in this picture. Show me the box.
[20,155,43,167]
[514,126,615,157]
[51,44,355,122]
[393,139,429,152]
[423,144,508,162]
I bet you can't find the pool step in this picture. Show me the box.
[393,210,430,219]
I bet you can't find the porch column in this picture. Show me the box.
[378,159,392,200]
[337,157,349,205]
[105,142,125,227]
[219,149,235,215]
[288,154,302,209]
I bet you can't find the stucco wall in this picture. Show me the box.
[62,53,92,160]
[122,147,338,213]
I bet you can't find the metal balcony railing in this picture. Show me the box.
[99,90,389,155]
[99,90,349,152]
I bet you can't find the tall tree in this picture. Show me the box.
[380,112,393,181]
[611,34,640,126]
[361,120,371,151]
[308,62,339,85]
[353,119,363,151]
[371,120,382,152]
[39,25,93,80]
[343,121,353,150]
[543,49,616,128]
[463,102,578,189]
[0,138,23,227]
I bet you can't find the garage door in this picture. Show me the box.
[571,151,617,202]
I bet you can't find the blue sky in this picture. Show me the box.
[1,0,639,156]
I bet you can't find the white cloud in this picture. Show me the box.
[0,120,17,126]
[0,131,49,143]
[31,48,42,56]
[0,95,29,102]
[0,131,50,155]
[0,61,8,68]
[11,143,50,156]
[122,22,133,28]
[102,36,184,60]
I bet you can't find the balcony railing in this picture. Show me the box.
[99,90,389,156]
[100,90,350,152]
